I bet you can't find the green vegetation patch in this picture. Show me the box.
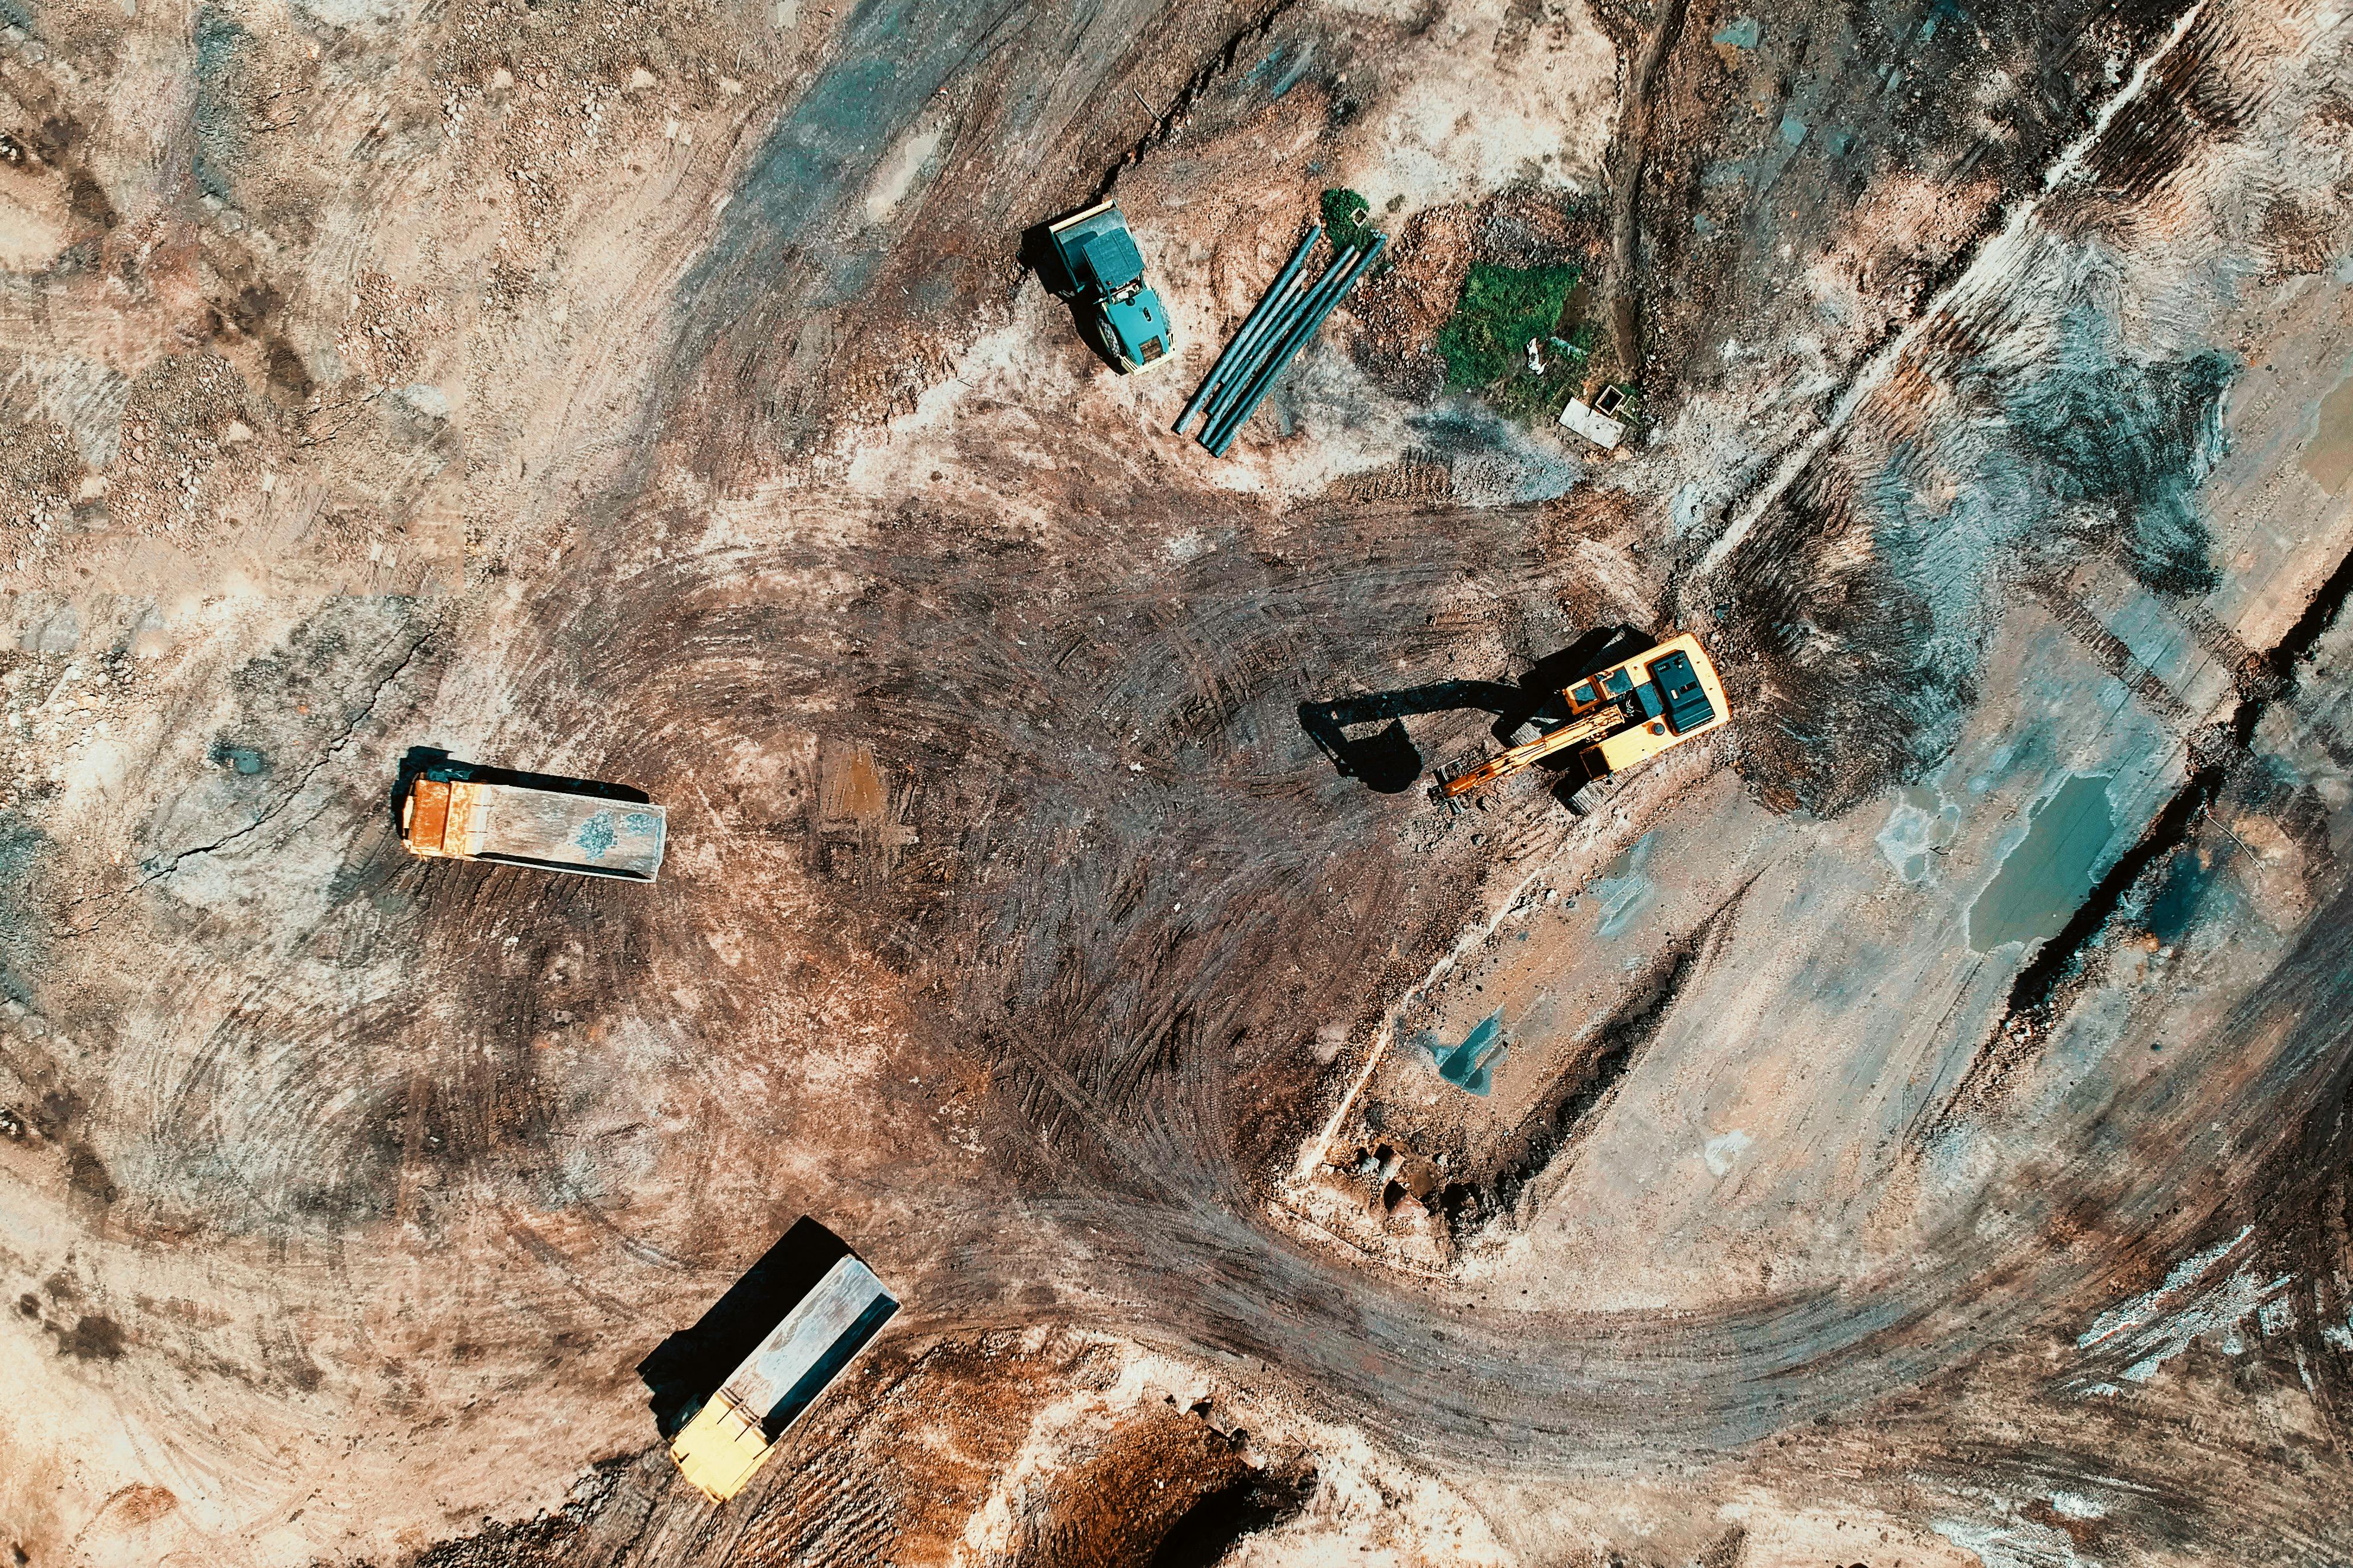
[1487,322,1600,424]
[1436,262,1583,394]
[1321,187,1379,254]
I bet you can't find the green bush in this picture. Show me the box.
[1486,322,1600,423]
[1435,262,1582,393]
[1321,187,1378,254]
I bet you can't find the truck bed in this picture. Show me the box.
[667,1254,900,1500]
[406,776,667,880]
[717,1256,898,1435]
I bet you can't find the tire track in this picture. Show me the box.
[1697,0,2214,579]
[2027,576,2196,729]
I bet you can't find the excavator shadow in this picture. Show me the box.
[635,1216,854,1441]
[1299,626,1651,796]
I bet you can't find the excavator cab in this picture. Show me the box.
[1563,666,1636,715]
[1645,648,1717,733]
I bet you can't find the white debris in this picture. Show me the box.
[1558,396,1625,451]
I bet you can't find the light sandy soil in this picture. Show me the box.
[5,0,2353,1562]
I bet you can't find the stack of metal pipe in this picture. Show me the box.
[1172,222,1389,458]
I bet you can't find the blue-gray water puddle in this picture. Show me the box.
[1967,742,2016,794]
[1966,774,2115,953]
[1254,40,1316,100]
[1713,17,1761,47]
[1429,1011,1506,1096]
[209,742,268,776]
[1877,785,1961,884]
[680,0,1025,340]
[2142,846,2224,946]
[1588,832,1657,939]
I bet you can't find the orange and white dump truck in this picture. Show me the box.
[668,1255,900,1501]
[399,761,666,882]
[1440,632,1732,807]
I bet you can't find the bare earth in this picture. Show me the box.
[5,0,2353,1563]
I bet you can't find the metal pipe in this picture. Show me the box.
[1204,234,1387,456]
[1194,267,1315,430]
[1172,225,1323,435]
[1214,233,1387,451]
[1198,244,1363,442]
[1195,247,1364,454]
[1198,241,1377,431]
[1196,242,1348,429]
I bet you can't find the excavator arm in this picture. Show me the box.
[1439,709,1619,799]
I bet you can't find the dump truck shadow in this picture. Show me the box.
[387,746,656,835]
[1299,626,1651,794]
[1018,219,1077,295]
[1018,215,1127,376]
[636,1216,856,1441]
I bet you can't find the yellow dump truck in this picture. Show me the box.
[1440,632,1731,805]
[398,758,666,882]
[669,1255,900,1501]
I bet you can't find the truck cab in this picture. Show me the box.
[1044,202,1175,373]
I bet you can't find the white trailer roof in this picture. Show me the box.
[716,1256,898,1432]
[1558,396,1627,451]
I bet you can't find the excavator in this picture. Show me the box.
[1437,632,1732,807]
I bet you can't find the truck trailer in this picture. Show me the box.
[668,1254,900,1502]
[398,758,667,882]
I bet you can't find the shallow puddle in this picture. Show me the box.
[1966,774,2115,953]
[1588,832,1657,940]
[2142,845,2227,945]
[1430,1011,1506,1096]
[1877,784,1962,883]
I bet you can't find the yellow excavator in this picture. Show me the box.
[1439,632,1732,804]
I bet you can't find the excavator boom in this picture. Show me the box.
[1440,710,1618,798]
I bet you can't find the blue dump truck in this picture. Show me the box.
[1045,202,1176,373]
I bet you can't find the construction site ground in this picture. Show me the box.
[5,0,2353,1563]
